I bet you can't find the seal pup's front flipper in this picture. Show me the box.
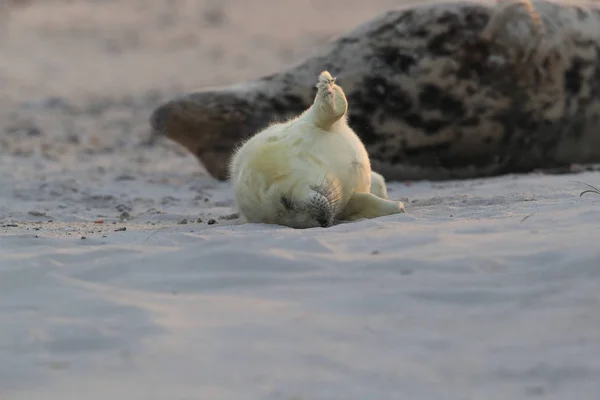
[341,192,405,222]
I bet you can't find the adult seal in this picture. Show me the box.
[229,70,404,228]
[150,0,600,181]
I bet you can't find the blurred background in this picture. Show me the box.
[0,0,402,165]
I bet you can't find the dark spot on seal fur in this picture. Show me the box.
[419,84,466,119]
[425,12,467,56]
[462,117,480,126]
[347,75,413,143]
[404,113,447,135]
[376,47,416,73]
[464,9,489,26]
[414,28,429,38]
[428,30,458,56]
[368,77,413,112]
[565,58,586,95]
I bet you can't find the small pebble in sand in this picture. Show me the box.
[371,250,380,255]
[196,217,203,223]
[81,236,86,240]
[28,211,47,217]
[114,227,126,232]
[207,219,217,225]
[119,211,130,220]
[178,218,188,224]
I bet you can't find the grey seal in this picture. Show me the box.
[151,0,600,181]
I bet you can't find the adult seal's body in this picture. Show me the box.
[229,71,404,229]
[151,0,600,181]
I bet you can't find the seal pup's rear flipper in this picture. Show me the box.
[301,70,349,131]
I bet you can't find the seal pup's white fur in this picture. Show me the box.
[228,71,404,228]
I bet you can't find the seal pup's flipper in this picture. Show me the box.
[369,171,389,199]
[303,70,349,131]
[341,192,405,222]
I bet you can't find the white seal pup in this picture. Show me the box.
[151,0,600,181]
[228,71,405,228]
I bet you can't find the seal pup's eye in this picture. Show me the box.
[280,196,294,211]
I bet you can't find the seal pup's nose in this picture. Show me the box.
[316,216,330,228]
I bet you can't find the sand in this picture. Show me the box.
[1,1,600,399]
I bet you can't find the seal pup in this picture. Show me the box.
[229,71,405,228]
[151,0,600,181]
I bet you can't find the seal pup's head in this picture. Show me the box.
[233,169,343,229]
[228,130,345,228]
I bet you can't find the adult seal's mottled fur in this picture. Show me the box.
[150,0,600,181]
[229,70,404,229]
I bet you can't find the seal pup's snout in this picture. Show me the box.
[316,214,333,228]
[308,188,335,228]
[277,188,335,228]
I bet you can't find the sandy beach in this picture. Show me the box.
[1,1,600,399]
